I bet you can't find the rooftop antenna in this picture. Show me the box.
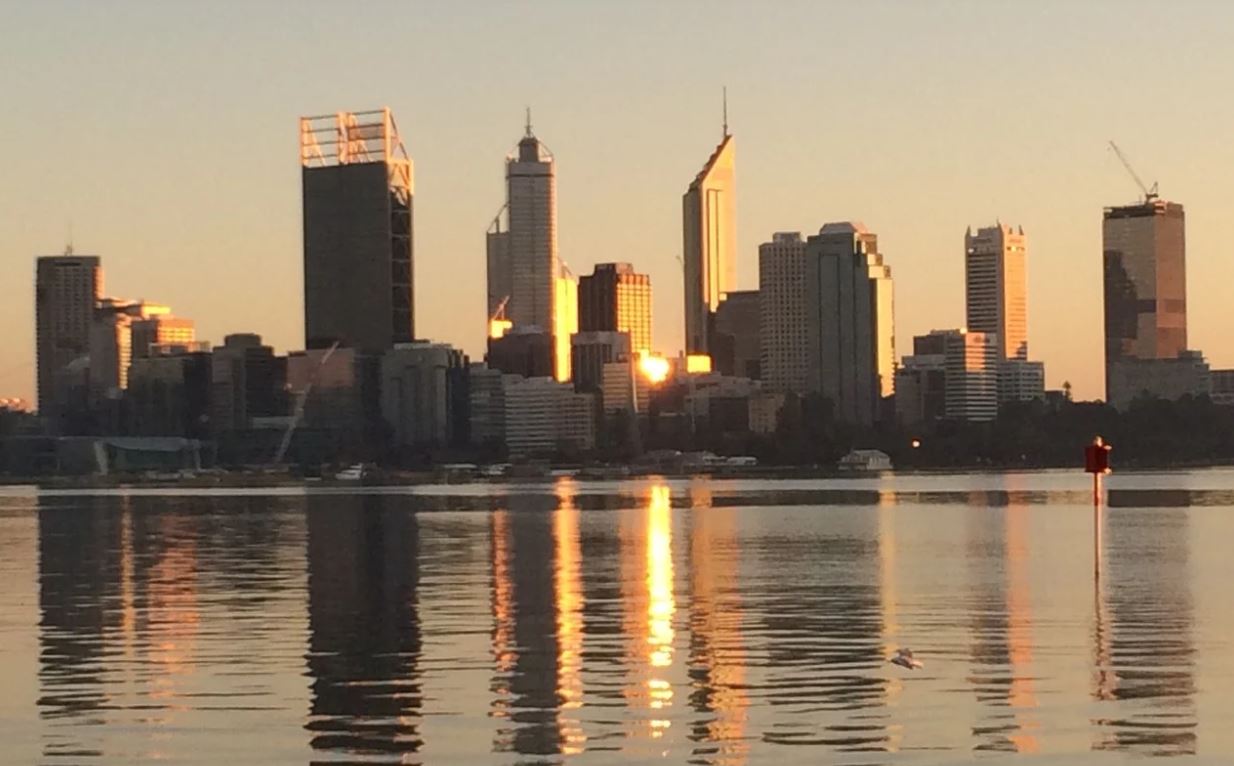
[64,217,74,256]
[525,106,533,138]
[722,86,729,138]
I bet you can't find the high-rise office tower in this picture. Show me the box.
[1103,199,1187,400]
[682,113,735,356]
[965,223,1028,360]
[489,113,558,331]
[300,108,414,352]
[578,263,652,354]
[759,232,809,392]
[804,222,895,426]
[35,251,102,421]
[487,113,575,381]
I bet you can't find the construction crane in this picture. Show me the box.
[272,340,340,466]
[1108,141,1158,203]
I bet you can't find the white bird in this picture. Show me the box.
[889,648,923,669]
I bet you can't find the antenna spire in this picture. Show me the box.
[722,86,729,138]
[525,106,533,138]
[65,217,74,256]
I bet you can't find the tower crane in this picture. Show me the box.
[1108,141,1158,203]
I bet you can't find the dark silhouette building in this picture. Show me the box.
[35,251,102,431]
[301,108,414,353]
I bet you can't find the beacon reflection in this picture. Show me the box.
[685,480,749,765]
[965,496,1039,754]
[1093,507,1195,756]
[304,494,423,758]
[490,480,586,757]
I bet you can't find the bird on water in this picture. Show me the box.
[890,648,924,669]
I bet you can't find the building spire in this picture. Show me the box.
[525,106,533,138]
[722,86,729,138]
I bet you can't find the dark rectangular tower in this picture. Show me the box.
[35,252,101,424]
[578,262,652,354]
[301,108,414,352]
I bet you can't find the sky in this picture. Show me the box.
[3,0,1234,404]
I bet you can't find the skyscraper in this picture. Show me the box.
[487,113,574,381]
[35,251,102,421]
[682,118,735,356]
[1103,199,1187,395]
[578,263,652,354]
[758,232,809,393]
[804,222,895,426]
[300,108,414,353]
[965,223,1028,360]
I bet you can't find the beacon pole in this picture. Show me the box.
[1084,436,1112,579]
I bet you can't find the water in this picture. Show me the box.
[1,470,1233,764]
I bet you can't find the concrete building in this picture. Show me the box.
[486,327,554,379]
[683,126,735,356]
[943,330,999,422]
[570,331,631,394]
[759,232,809,393]
[1103,199,1187,403]
[287,347,379,441]
[804,222,895,426]
[1209,369,1234,406]
[210,334,287,434]
[712,290,760,379]
[503,377,595,457]
[300,108,414,352]
[468,363,509,448]
[380,342,469,450]
[578,263,652,355]
[895,348,946,426]
[131,312,193,359]
[965,223,1028,360]
[601,358,653,415]
[1107,351,1209,410]
[127,347,213,438]
[748,392,786,435]
[998,358,1046,404]
[35,252,102,425]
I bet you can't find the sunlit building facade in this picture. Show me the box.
[578,263,651,355]
[683,131,735,355]
[965,223,1028,360]
[1103,199,1187,404]
[943,329,999,422]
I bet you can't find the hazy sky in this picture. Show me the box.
[4,0,1234,404]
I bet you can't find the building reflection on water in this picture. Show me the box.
[1093,508,1196,756]
[965,494,1040,753]
[304,494,423,759]
[685,480,750,765]
[489,488,567,756]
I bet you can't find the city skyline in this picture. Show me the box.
[6,2,1234,404]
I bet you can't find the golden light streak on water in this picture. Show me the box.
[553,479,587,754]
[1005,503,1040,753]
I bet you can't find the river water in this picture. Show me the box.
[1,470,1232,764]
